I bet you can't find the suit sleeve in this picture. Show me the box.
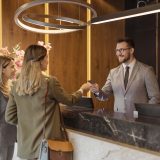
[95,71,113,101]
[5,87,18,125]
[145,67,160,104]
[49,77,82,105]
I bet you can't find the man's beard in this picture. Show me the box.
[118,55,130,64]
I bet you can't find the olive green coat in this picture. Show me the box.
[5,75,82,159]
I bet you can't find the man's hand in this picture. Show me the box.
[89,82,100,94]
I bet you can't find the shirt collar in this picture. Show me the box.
[122,58,136,69]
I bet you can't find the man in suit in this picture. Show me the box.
[90,37,160,115]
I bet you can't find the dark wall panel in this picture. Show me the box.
[125,1,160,85]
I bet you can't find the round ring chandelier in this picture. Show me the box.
[22,14,87,30]
[14,0,98,34]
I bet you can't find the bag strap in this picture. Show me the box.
[43,78,69,141]
[42,79,49,139]
[58,105,69,140]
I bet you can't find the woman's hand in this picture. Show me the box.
[80,82,92,92]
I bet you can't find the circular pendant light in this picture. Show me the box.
[14,0,97,34]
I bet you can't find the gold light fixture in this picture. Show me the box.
[91,3,160,24]
[14,0,97,34]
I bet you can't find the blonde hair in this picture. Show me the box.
[0,51,13,97]
[16,45,47,96]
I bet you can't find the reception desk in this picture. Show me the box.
[61,105,160,159]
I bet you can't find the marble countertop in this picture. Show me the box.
[61,105,160,153]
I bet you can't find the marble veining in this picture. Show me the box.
[62,106,160,152]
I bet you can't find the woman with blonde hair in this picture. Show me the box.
[5,44,91,160]
[0,49,16,160]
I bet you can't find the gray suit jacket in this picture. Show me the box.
[0,91,16,147]
[97,61,160,115]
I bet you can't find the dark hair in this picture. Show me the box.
[116,37,135,49]
[24,45,47,63]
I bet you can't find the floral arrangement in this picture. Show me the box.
[12,43,25,72]
[37,41,52,51]
[0,47,13,57]
[0,41,51,75]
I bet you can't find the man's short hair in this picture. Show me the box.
[116,37,135,49]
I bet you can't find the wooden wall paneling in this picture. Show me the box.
[2,0,126,110]
[2,0,44,52]
[91,0,125,110]
[49,3,87,93]
[49,32,87,93]
[0,0,2,47]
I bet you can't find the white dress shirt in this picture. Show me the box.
[122,58,136,79]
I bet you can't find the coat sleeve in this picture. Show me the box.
[145,66,160,104]
[5,87,18,125]
[0,93,2,117]
[49,77,82,105]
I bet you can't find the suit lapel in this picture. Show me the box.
[125,61,140,94]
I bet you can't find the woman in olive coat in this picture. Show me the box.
[0,50,16,160]
[5,44,90,159]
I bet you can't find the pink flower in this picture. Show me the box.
[37,41,44,46]
[37,41,52,51]
[15,50,25,56]
[12,43,25,74]
[15,60,23,67]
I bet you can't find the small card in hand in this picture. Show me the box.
[88,80,96,84]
